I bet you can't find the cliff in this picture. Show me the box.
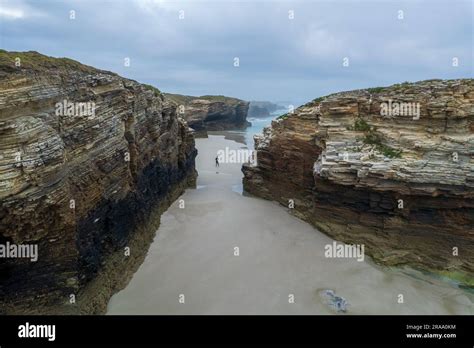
[243,79,474,286]
[164,93,250,131]
[0,50,197,314]
[248,101,285,118]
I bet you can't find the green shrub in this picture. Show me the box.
[313,96,325,103]
[363,130,381,145]
[360,125,402,158]
[367,87,385,93]
[354,118,371,132]
[393,81,411,89]
[143,84,162,96]
[378,144,402,158]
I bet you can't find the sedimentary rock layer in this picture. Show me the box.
[164,93,250,131]
[243,79,474,285]
[0,50,197,313]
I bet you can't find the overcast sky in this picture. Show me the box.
[0,0,472,104]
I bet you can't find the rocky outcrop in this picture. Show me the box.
[248,101,284,118]
[164,93,250,131]
[243,79,474,286]
[0,50,197,314]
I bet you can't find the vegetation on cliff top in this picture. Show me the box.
[367,82,412,94]
[0,50,99,73]
[164,93,245,106]
[367,87,386,94]
[163,93,196,105]
[312,96,325,103]
[198,95,244,104]
[143,84,162,97]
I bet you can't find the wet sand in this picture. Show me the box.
[107,133,473,315]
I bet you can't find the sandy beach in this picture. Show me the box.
[107,133,473,315]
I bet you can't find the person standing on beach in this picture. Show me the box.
[215,156,219,167]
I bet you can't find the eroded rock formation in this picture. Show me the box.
[248,101,284,118]
[164,93,250,131]
[243,79,474,286]
[0,51,197,314]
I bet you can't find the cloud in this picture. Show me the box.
[303,27,347,59]
[0,0,26,19]
[0,7,24,19]
[0,0,48,20]
[0,0,471,103]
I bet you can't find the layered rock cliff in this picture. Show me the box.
[164,93,250,131]
[243,79,474,286]
[0,50,197,314]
